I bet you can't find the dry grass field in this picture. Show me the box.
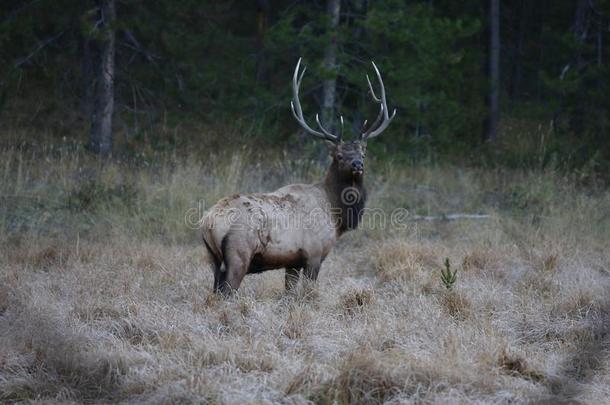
[1,145,609,404]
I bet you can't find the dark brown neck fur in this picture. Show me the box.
[323,161,367,235]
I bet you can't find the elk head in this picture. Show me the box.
[290,58,396,181]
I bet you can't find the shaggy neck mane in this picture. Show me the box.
[324,161,367,235]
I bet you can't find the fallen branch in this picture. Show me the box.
[409,213,491,221]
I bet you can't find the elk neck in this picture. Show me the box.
[323,160,367,234]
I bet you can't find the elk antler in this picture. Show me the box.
[361,61,396,141]
[291,58,342,143]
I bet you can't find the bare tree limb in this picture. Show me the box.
[121,29,160,62]
[14,31,65,68]
[588,0,605,18]
[2,0,41,24]
[560,64,571,80]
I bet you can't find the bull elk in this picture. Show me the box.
[201,58,396,294]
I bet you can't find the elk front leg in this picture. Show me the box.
[285,268,301,291]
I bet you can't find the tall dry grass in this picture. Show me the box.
[0,145,609,403]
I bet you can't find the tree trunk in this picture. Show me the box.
[486,0,500,142]
[348,0,367,135]
[90,0,115,156]
[567,0,590,135]
[535,0,547,102]
[572,0,589,69]
[81,35,95,118]
[255,0,270,86]
[349,0,366,40]
[509,0,526,102]
[322,0,341,134]
[596,20,604,142]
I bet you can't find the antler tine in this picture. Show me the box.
[297,63,306,88]
[315,113,344,142]
[291,58,340,143]
[366,107,396,139]
[361,61,396,141]
[314,114,338,140]
[366,74,381,103]
[361,104,384,139]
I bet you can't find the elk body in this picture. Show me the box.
[201,59,395,294]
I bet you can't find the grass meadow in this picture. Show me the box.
[1,144,609,403]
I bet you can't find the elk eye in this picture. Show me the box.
[336,154,343,160]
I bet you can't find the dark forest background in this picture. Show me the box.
[1,0,609,180]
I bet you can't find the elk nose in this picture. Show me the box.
[352,160,364,171]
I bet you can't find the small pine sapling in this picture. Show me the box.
[440,258,458,289]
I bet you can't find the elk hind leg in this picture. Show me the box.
[203,238,224,293]
[303,258,321,286]
[222,257,249,296]
[218,237,251,296]
[213,263,226,293]
[285,268,301,291]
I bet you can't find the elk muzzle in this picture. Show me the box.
[351,159,364,175]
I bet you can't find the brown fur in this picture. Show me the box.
[324,159,367,234]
